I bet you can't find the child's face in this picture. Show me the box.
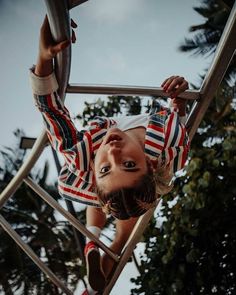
[94,128,148,193]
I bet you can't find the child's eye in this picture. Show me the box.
[100,166,110,173]
[123,161,136,168]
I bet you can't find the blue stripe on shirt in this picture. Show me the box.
[81,140,88,170]
[169,117,180,147]
[146,131,164,142]
[92,131,107,143]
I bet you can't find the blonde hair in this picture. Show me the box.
[154,163,174,195]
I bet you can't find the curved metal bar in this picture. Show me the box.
[44,0,87,266]
[0,1,85,293]
[186,2,236,140]
[44,0,71,99]
[1,2,235,295]
[0,0,71,208]
[67,84,199,100]
[0,131,48,209]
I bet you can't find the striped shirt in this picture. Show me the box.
[30,70,190,207]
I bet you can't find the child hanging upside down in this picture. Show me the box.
[30,16,190,293]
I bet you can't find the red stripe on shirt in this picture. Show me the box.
[74,176,83,188]
[46,95,66,154]
[178,122,185,146]
[59,184,97,201]
[84,132,92,154]
[168,148,174,165]
[164,113,174,149]
[145,139,163,150]
[147,123,164,133]
[47,94,78,146]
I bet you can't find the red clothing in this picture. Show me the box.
[30,70,190,206]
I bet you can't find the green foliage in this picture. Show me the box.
[76,95,148,126]
[131,122,236,294]
[130,0,236,294]
[75,85,234,294]
[2,0,234,293]
[0,130,85,294]
[179,0,235,83]
[74,35,236,295]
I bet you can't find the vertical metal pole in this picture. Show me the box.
[104,208,155,294]
[186,2,236,140]
[44,0,71,100]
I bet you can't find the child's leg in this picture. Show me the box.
[101,217,138,278]
[85,206,107,292]
[86,206,107,232]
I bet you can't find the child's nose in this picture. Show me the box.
[108,147,122,163]
[108,146,121,155]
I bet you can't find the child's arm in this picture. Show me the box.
[161,75,188,117]
[30,17,91,171]
[35,16,76,77]
[160,76,190,173]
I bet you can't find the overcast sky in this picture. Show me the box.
[0,0,212,151]
[0,0,213,294]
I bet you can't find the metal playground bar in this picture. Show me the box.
[0,0,235,294]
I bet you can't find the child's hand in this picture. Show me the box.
[35,16,77,76]
[38,16,77,62]
[161,75,189,98]
[161,76,189,116]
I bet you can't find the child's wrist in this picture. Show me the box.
[35,55,53,77]
[170,97,186,116]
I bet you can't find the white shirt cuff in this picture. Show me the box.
[168,98,187,124]
[29,66,59,95]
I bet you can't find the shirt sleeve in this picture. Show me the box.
[29,67,92,171]
[161,110,190,174]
